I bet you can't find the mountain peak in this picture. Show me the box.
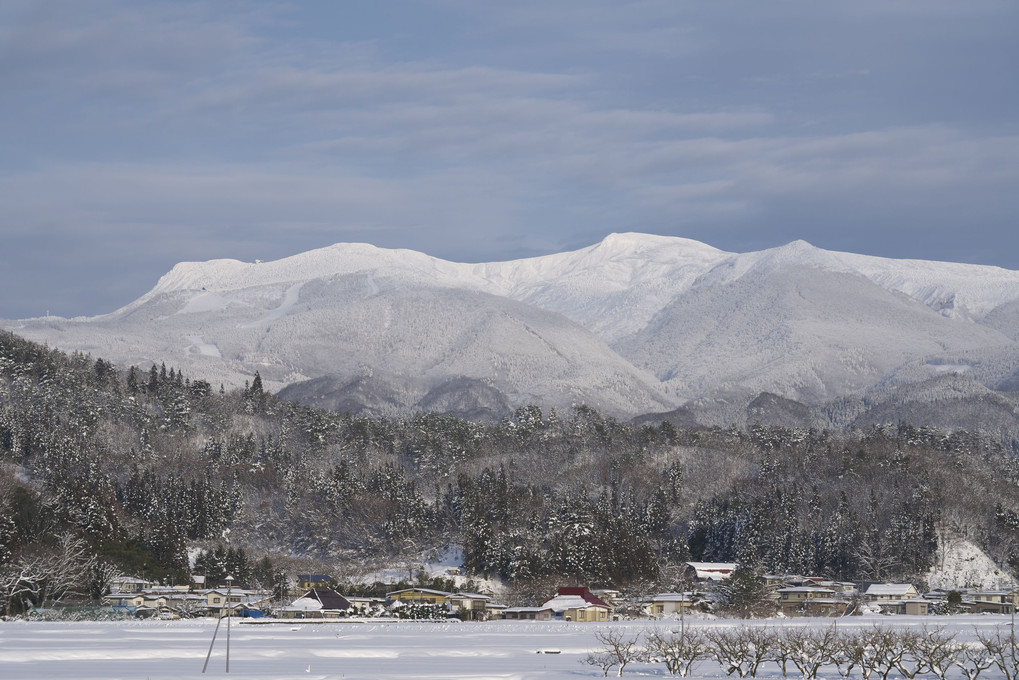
[595,232,725,256]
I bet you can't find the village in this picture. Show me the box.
[99,561,1019,622]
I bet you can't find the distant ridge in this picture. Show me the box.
[6,233,1019,436]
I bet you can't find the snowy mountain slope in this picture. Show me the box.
[483,235,1019,346]
[107,232,732,344]
[686,239,1019,322]
[615,263,1012,403]
[474,233,732,341]
[8,272,676,418]
[7,232,1019,423]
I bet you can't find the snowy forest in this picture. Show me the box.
[2,329,1019,613]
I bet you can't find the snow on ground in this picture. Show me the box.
[353,546,506,597]
[176,292,233,315]
[185,335,223,358]
[0,615,1014,680]
[928,534,1011,590]
[241,282,305,328]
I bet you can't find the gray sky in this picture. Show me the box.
[2,0,1018,318]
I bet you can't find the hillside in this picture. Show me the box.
[2,331,1019,614]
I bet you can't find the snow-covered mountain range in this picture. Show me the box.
[8,233,1019,431]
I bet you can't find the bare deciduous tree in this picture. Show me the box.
[891,629,928,680]
[975,627,1019,680]
[955,641,997,680]
[0,561,46,616]
[835,626,896,680]
[583,650,622,678]
[0,532,98,615]
[706,626,773,678]
[582,628,643,677]
[777,624,840,680]
[909,625,962,680]
[645,628,708,677]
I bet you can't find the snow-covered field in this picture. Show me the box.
[0,615,1015,680]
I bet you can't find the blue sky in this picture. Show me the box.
[2,0,1017,318]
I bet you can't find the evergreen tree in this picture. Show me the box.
[716,563,770,616]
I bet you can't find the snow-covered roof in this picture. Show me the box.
[287,597,322,611]
[686,562,737,580]
[651,592,692,602]
[198,587,259,595]
[866,583,916,596]
[554,587,612,608]
[541,595,609,614]
[777,587,836,593]
[448,592,491,601]
[387,588,452,598]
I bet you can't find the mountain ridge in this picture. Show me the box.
[6,233,1019,431]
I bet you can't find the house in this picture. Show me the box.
[817,580,857,594]
[296,574,333,591]
[158,590,206,617]
[485,602,508,618]
[108,576,153,594]
[541,587,613,622]
[971,590,1016,606]
[201,588,236,612]
[447,592,491,620]
[502,606,555,621]
[197,587,271,617]
[591,589,623,606]
[277,588,351,618]
[684,562,737,582]
[775,587,839,616]
[865,583,919,601]
[864,584,928,615]
[965,592,1015,615]
[104,592,148,613]
[106,587,216,617]
[346,596,387,616]
[879,599,931,616]
[386,587,451,606]
[647,592,694,616]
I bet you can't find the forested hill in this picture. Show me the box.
[2,329,1019,607]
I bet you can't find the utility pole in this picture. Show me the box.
[226,574,234,673]
[678,568,692,639]
[202,574,235,674]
